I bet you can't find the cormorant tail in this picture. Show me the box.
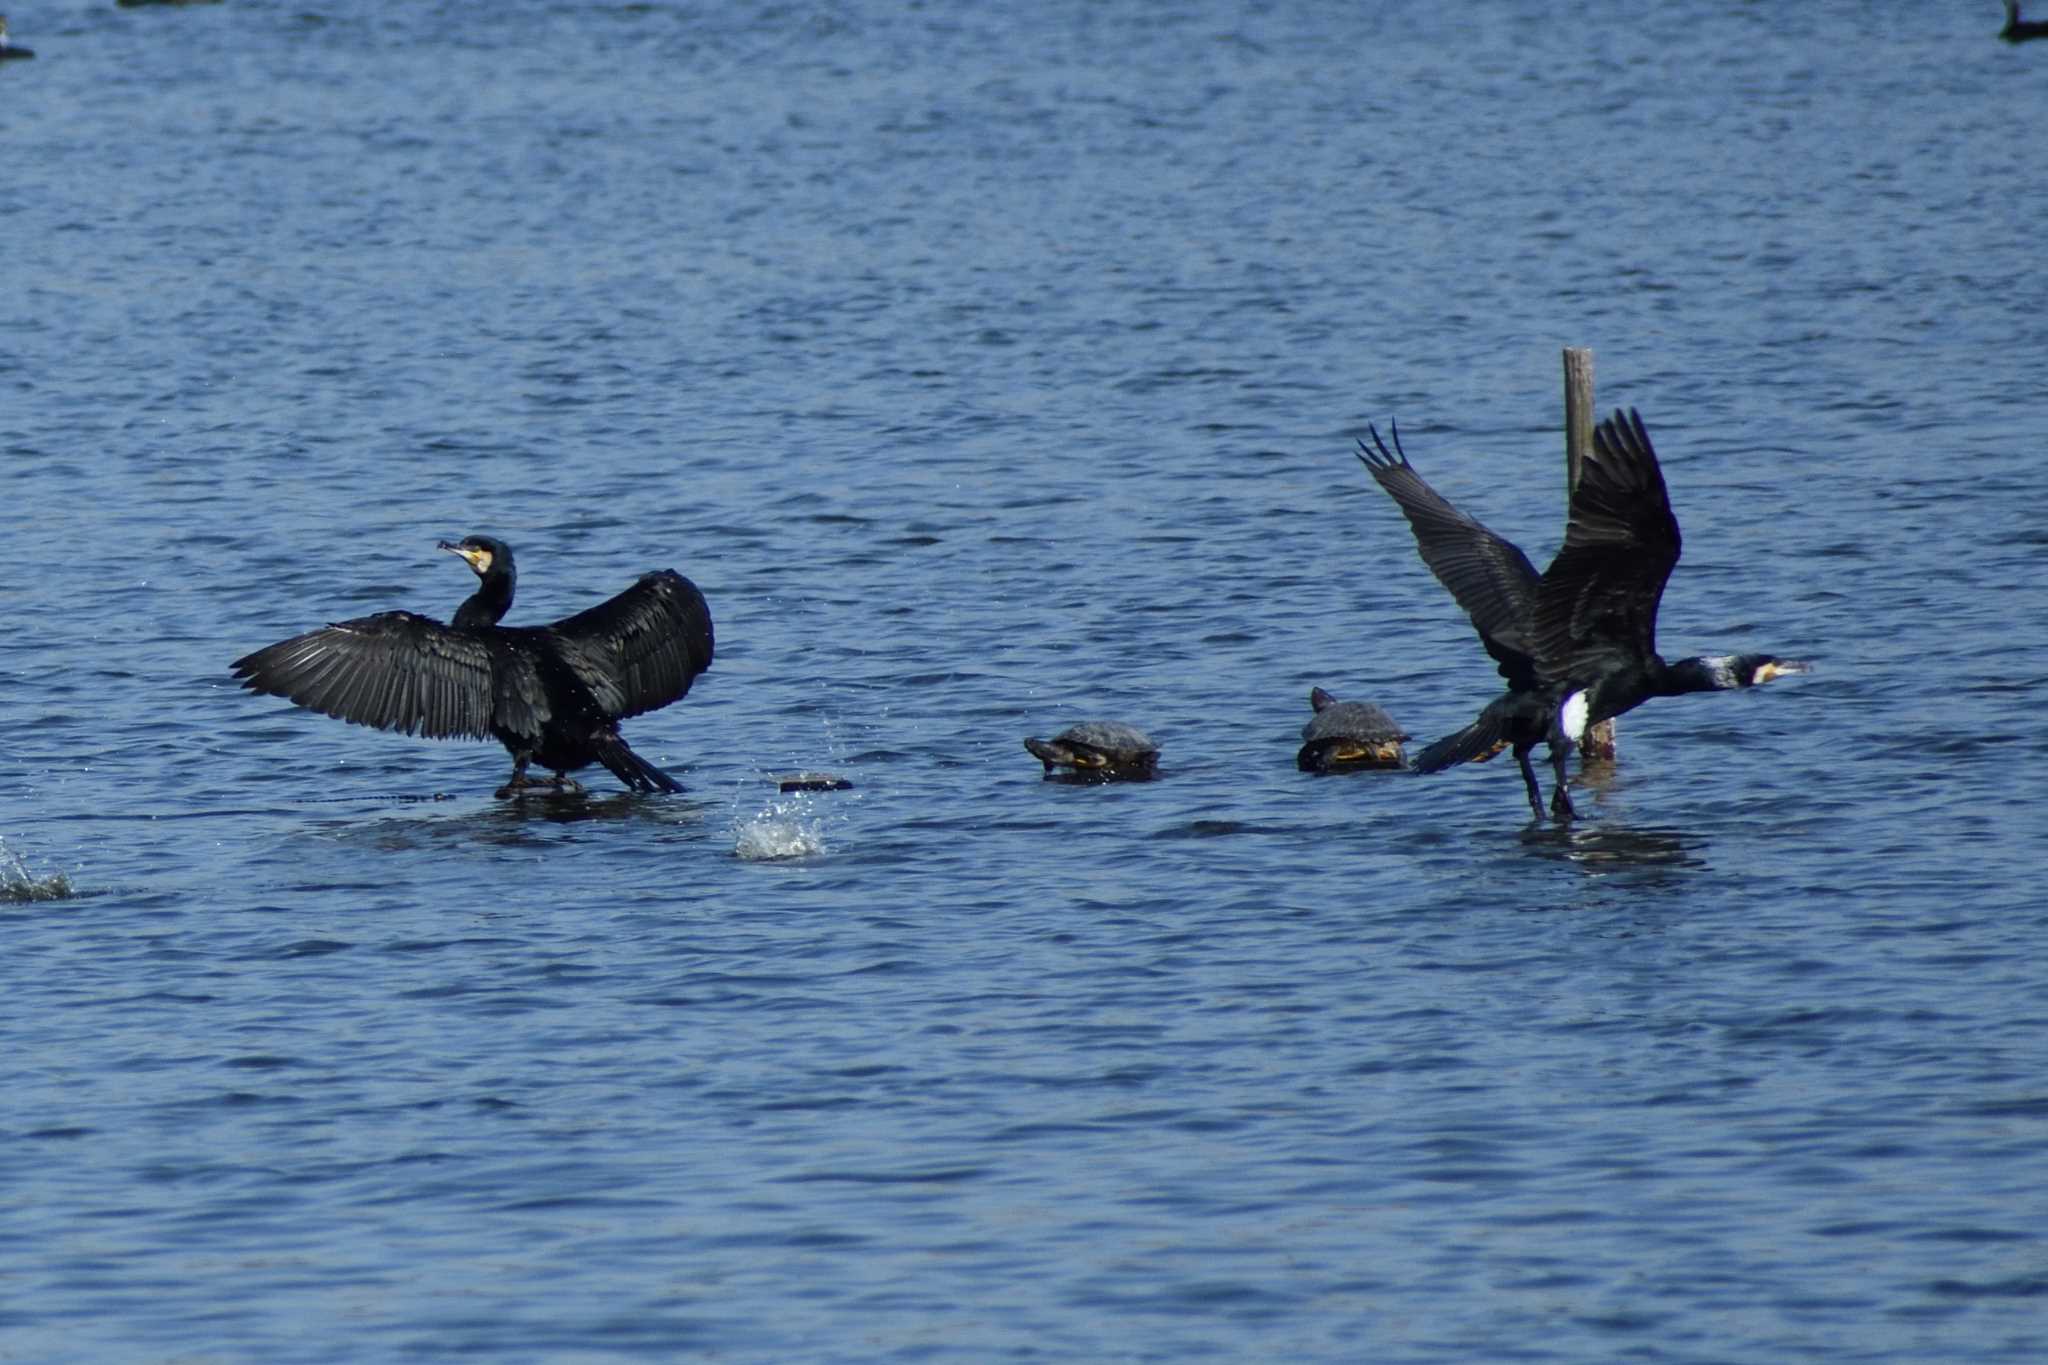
[1413,715,1508,774]
[593,734,683,793]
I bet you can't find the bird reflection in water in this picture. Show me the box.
[1519,819,1703,874]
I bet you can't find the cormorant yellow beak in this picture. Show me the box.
[1756,659,1813,684]
[438,540,493,575]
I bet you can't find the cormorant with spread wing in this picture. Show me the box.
[232,537,714,797]
[1361,410,1808,819]
[1359,423,1571,818]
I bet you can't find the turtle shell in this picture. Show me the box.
[1297,688,1409,772]
[1024,720,1160,778]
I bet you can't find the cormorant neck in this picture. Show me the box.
[453,568,515,629]
[1655,654,1748,696]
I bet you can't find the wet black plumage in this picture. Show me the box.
[1358,424,1544,691]
[1360,411,1809,820]
[232,536,713,797]
[1526,409,1684,727]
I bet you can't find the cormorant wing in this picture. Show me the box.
[1531,408,1682,683]
[1358,427,1544,689]
[546,570,715,720]
[231,612,507,741]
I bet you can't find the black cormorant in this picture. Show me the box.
[232,536,714,798]
[2003,2,2048,41]
[0,16,34,59]
[1361,411,1808,819]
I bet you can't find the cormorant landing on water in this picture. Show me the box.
[2003,2,2048,42]
[1360,411,1809,820]
[232,537,714,798]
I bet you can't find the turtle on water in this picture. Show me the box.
[1296,687,1409,773]
[1024,721,1160,781]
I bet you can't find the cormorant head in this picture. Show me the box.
[438,535,514,581]
[1717,653,1813,688]
[440,536,516,628]
[1746,654,1811,686]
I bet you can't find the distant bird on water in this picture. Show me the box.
[232,536,714,798]
[2003,2,2048,41]
[0,16,35,60]
[1361,411,1810,820]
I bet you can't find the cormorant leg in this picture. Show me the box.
[1548,743,1576,821]
[550,772,584,794]
[1515,747,1545,821]
[495,755,534,800]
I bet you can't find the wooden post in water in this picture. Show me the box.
[1562,347,1618,760]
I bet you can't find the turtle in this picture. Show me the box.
[1296,687,1410,773]
[1024,721,1160,781]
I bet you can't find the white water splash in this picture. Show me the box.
[732,795,830,861]
[1,841,74,903]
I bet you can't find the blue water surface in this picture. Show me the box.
[4,2,2047,1360]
